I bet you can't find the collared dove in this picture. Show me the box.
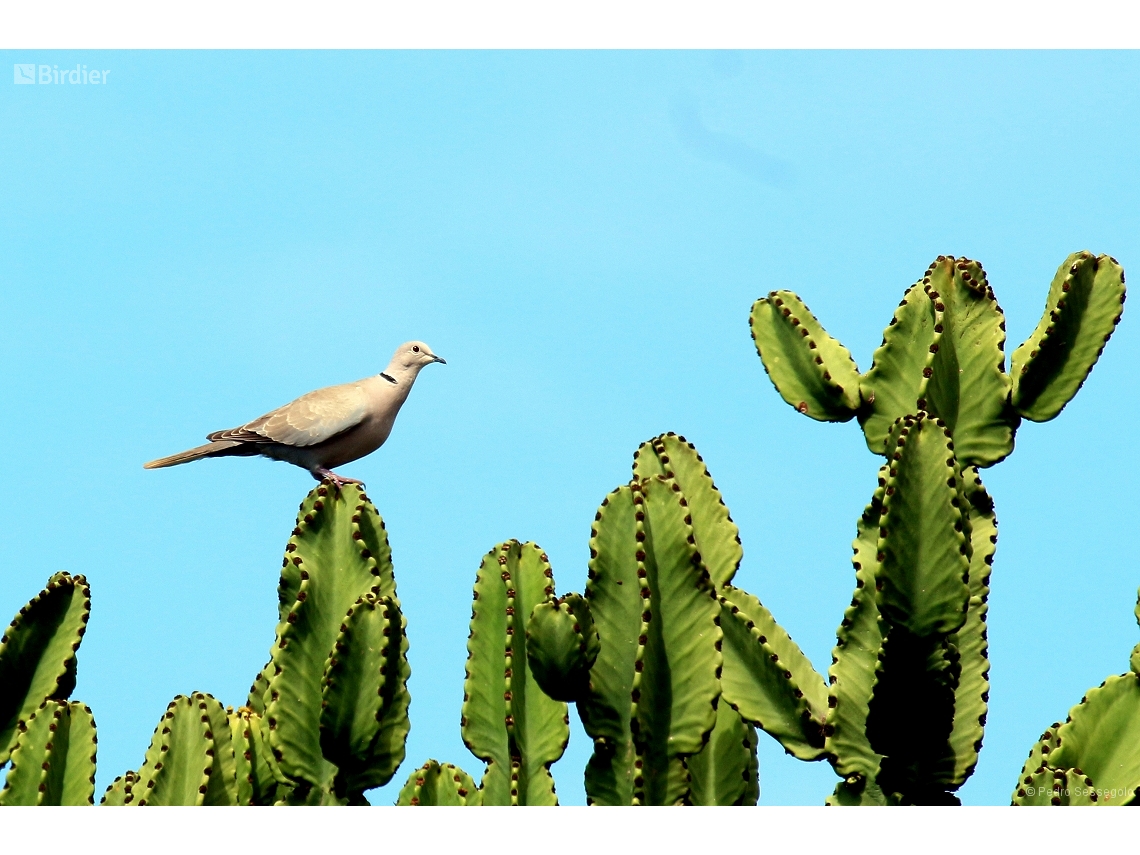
[144,341,445,486]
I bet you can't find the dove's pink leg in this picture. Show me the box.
[312,468,364,488]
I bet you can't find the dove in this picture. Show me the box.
[144,341,445,486]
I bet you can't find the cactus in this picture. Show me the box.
[460,540,568,805]
[105,692,238,806]
[1011,590,1140,806]
[244,481,411,804]
[0,572,91,764]
[686,703,759,806]
[396,759,482,805]
[751,253,1125,467]
[525,436,729,805]
[819,413,995,804]
[0,700,97,805]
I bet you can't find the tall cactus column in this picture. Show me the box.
[461,540,568,805]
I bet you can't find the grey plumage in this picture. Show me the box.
[144,341,445,484]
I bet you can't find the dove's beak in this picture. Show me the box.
[432,355,447,364]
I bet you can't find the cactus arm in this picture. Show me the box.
[858,283,940,455]
[686,704,759,806]
[0,573,91,763]
[462,541,567,805]
[718,585,827,761]
[749,290,862,422]
[526,594,599,703]
[396,760,482,805]
[921,258,1016,467]
[1046,672,1140,799]
[0,700,97,806]
[944,467,995,787]
[359,605,411,792]
[633,477,722,805]
[632,434,743,588]
[265,484,397,788]
[824,473,886,781]
[319,594,410,796]
[1012,252,1126,422]
[580,486,642,805]
[128,694,211,806]
[876,414,970,637]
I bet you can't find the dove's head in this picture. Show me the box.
[391,341,446,374]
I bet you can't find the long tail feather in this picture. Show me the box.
[144,440,247,470]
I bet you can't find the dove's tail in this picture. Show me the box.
[144,440,252,470]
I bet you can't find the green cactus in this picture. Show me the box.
[460,540,568,805]
[686,703,759,806]
[1012,589,1140,806]
[524,436,729,805]
[0,572,91,764]
[244,481,411,804]
[396,759,482,805]
[821,413,995,804]
[1012,252,1127,421]
[0,700,97,805]
[751,253,1125,467]
[106,692,237,806]
[526,592,599,703]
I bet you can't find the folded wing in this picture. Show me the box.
[208,382,370,448]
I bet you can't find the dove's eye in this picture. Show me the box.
[412,346,420,353]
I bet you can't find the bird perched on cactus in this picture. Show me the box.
[144,341,445,486]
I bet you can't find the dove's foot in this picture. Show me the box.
[312,468,364,489]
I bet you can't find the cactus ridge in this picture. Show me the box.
[121,692,235,806]
[1012,252,1127,422]
[462,540,567,805]
[825,469,887,780]
[749,289,863,422]
[0,571,91,764]
[686,703,759,806]
[396,759,482,806]
[0,699,97,806]
[859,281,943,455]
[318,592,411,795]
[632,433,743,588]
[944,466,995,786]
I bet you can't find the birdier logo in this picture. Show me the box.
[12,63,111,85]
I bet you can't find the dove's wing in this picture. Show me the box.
[208,382,370,448]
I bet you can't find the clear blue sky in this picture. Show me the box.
[1,50,1137,806]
